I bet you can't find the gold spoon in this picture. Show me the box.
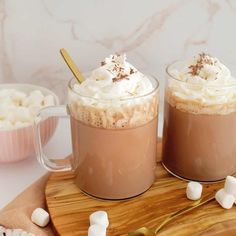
[128,192,216,236]
[60,48,84,84]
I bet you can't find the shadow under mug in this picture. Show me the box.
[34,76,160,200]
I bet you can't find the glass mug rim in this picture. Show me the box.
[68,73,160,102]
[166,60,236,89]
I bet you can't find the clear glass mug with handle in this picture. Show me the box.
[162,60,236,182]
[34,76,159,200]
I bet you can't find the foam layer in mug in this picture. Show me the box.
[68,90,159,129]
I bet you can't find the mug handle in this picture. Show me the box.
[34,105,73,172]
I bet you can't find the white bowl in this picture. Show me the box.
[0,83,59,163]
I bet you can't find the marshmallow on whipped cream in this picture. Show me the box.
[73,54,154,99]
[0,89,55,130]
[167,53,236,114]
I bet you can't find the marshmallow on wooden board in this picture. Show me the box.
[186,181,203,200]
[5,229,13,236]
[224,176,236,197]
[88,224,106,236]
[0,226,5,236]
[89,211,109,228]
[31,208,50,227]
[215,188,235,209]
[20,232,28,236]
[12,229,23,236]
[0,227,34,236]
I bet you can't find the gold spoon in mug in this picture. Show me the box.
[128,192,216,236]
[60,48,85,84]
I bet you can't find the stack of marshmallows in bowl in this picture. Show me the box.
[0,84,59,162]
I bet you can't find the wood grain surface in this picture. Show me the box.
[45,159,236,236]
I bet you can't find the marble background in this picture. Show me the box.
[0,0,236,208]
[0,0,236,102]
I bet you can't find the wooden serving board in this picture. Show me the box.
[45,162,236,236]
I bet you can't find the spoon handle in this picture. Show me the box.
[60,48,84,84]
[154,193,216,234]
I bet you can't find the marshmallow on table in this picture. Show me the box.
[186,181,203,200]
[224,176,236,198]
[12,229,23,236]
[0,226,5,236]
[31,208,50,227]
[89,211,109,228]
[215,188,235,209]
[5,229,12,236]
[88,224,106,236]
[20,232,28,236]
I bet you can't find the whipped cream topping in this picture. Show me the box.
[72,54,154,100]
[68,54,159,128]
[167,53,236,114]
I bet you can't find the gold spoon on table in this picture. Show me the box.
[128,192,216,236]
[60,48,85,84]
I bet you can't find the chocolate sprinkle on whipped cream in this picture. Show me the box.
[72,54,154,99]
[170,52,234,83]
[188,53,216,78]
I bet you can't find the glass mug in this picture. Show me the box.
[35,76,159,199]
[162,61,236,182]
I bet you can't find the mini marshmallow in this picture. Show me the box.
[31,208,50,227]
[0,89,10,98]
[12,229,23,236]
[11,107,32,123]
[88,224,106,236]
[89,211,109,228]
[0,120,13,130]
[14,121,30,129]
[0,104,10,119]
[28,90,44,106]
[20,232,27,236]
[215,188,235,209]
[224,176,236,197]
[0,226,5,234]
[27,233,35,236]
[43,95,54,106]
[11,91,26,105]
[5,229,12,236]
[186,181,203,200]
[0,88,55,130]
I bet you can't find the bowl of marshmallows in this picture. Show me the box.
[0,83,59,162]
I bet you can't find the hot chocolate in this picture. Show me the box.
[69,54,159,199]
[163,53,236,182]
